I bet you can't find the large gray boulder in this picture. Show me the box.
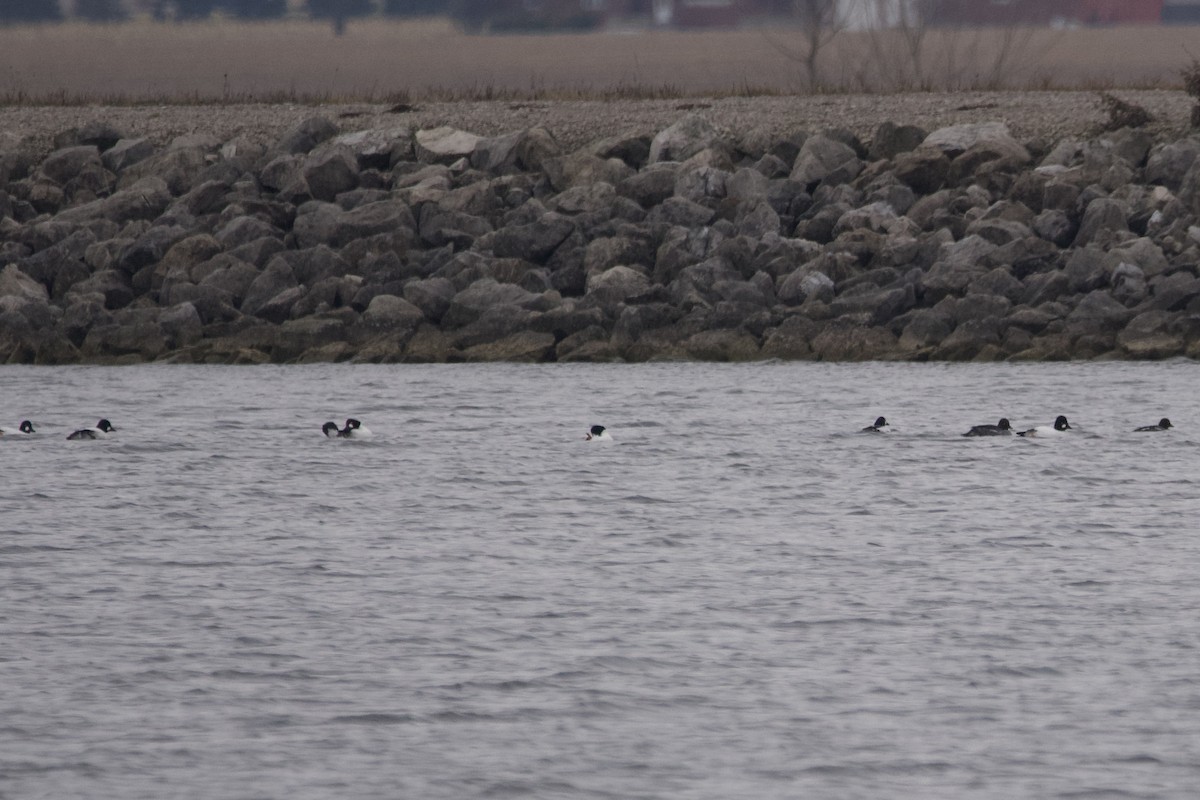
[0,265,49,304]
[475,214,575,263]
[293,200,416,249]
[586,265,651,305]
[302,147,359,201]
[331,127,412,169]
[441,278,539,329]
[38,146,103,186]
[1117,310,1184,358]
[649,114,722,163]
[923,122,1017,157]
[101,138,155,173]
[777,268,834,306]
[1146,139,1200,191]
[414,127,482,164]
[54,176,171,225]
[1073,198,1129,247]
[275,116,338,155]
[791,134,861,187]
[362,294,425,331]
[240,259,298,319]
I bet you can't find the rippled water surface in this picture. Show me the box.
[4,361,1200,800]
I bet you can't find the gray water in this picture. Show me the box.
[3,361,1200,800]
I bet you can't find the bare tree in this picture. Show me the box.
[857,0,1046,92]
[765,0,849,91]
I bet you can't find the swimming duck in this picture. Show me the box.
[1017,415,1072,437]
[585,425,612,442]
[861,416,890,433]
[1134,418,1172,432]
[0,420,36,436]
[323,419,373,439]
[67,419,116,440]
[963,418,1012,437]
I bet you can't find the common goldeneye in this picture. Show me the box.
[1017,415,1072,437]
[963,418,1012,437]
[323,418,373,439]
[585,425,612,442]
[861,416,890,433]
[67,419,116,440]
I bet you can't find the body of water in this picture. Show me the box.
[3,361,1200,799]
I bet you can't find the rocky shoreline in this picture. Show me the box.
[3,98,1200,364]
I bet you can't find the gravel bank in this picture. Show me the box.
[0,89,1192,158]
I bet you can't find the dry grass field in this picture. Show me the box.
[0,18,1198,104]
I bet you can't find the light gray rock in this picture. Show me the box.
[923,122,1016,156]
[586,265,651,305]
[0,265,49,304]
[649,114,721,164]
[415,127,483,164]
[362,294,425,330]
[441,278,539,329]
[331,127,412,169]
[777,268,834,306]
[101,138,155,173]
[791,134,861,187]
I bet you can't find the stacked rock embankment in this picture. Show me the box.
[2,111,1200,364]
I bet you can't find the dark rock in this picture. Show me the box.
[1147,139,1200,191]
[215,216,283,251]
[646,197,715,228]
[1147,272,1200,311]
[829,284,915,326]
[1033,209,1075,247]
[303,147,359,201]
[101,138,154,173]
[898,309,953,350]
[1117,310,1183,358]
[70,270,134,310]
[1066,289,1136,336]
[240,259,298,318]
[276,116,338,155]
[475,213,574,263]
[293,200,416,249]
[160,302,203,349]
[932,317,1004,361]
[870,122,928,161]
[441,278,539,329]
[893,148,950,195]
[682,329,760,361]
[39,146,103,186]
[810,319,897,360]
[618,164,679,208]
[1064,247,1113,293]
[1074,197,1129,247]
[453,304,537,348]
[272,314,351,362]
[118,146,210,196]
